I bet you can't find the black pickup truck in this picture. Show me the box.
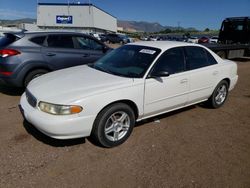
[203,17,250,59]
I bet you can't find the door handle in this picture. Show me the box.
[82,54,90,57]
[213,71,219,75]
[46,53,56,56]
[180,79,188,84]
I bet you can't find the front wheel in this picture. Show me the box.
[206,80,229,108]
[91,103,135,148]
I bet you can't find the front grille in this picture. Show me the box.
[26,89,37,108]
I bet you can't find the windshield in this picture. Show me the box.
[89,45,161,78]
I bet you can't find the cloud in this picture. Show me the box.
[0,9,36,19]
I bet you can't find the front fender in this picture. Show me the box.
[76,83,144,123]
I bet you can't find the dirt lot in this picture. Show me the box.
[0,60,250,188]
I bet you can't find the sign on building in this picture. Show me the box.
[56,15,73,24]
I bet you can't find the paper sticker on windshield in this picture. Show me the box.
[139,49,156,55]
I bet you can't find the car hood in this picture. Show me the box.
[27,65,134,104]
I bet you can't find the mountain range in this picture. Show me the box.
[0,18,197,33]
[117,20,184,33]
[0,18,36,25]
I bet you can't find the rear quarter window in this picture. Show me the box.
[206,50,218,65]
[185,46,213,70]
[30,36,46,46]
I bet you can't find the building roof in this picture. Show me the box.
[38,3,116,19]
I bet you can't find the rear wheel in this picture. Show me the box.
[24,69,48,87]
[91,103,135,148]
[206,80,229,108]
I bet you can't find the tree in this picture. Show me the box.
[159,28,172,34]
[204,28,210,32]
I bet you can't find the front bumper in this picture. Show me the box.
[20,93,96,139]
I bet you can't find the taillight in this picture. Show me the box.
[0,49,20,58]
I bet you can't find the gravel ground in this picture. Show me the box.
[0,60,250,188]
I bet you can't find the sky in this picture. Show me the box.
[0,0,249,30]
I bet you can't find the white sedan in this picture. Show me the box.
[20,41,238,147]
[187,36,199,43]
[210,36,219,43]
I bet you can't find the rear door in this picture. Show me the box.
[72,35,106,64]
[42,34,106,70]
[184,46,219,104]
[42,34,82,70]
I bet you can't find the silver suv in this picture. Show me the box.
[0,31,110,87]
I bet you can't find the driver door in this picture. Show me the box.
[144,47,189,117]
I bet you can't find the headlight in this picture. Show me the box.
[38,101,83,115]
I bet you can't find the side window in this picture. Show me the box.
[185,46,210,70]
[30,36,46,45]
[151,47,185,75]
[47,35,74,48]
[74,37,103,50]
[206,50,218,65]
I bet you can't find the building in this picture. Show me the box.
[37,3,117,33]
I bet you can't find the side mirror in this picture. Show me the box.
[149,71,170,78]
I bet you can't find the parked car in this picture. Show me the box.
[105,33,130,44]
[209,36,219,43]
[89,33,101,41]
[149,36,158,41]
[100,34,107,42]
[198,36,210,43]
[187,36,199,43]
[20,41,238,147]
[140,36,148,41]
[0,31,110,87]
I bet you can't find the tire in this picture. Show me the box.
[91,103,135,148]
[24,69,48,87]
[206,80,229,108]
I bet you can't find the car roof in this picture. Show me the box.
[24,31,87,35]
[2,31,90,38]
[3,31,90,37]
[127,41,203,51]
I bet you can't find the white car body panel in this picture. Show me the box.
[144,71,189,117]
[187,65,219,103]
[20,41,238,139]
